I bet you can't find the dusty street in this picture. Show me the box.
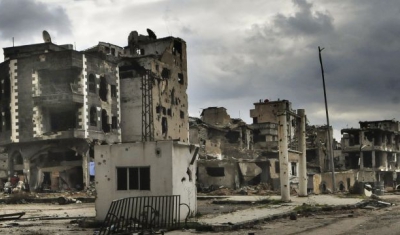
[0,195,399,235]
[0,203,95,235]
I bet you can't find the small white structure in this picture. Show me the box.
[95,141,197,221]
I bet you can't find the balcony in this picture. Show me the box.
[33,83,84,106]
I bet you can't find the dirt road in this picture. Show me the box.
[1,195,400,235]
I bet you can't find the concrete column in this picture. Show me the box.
[381,152,388,170]
[278,105,290,202]
[372,151,376,169]
[359,152,364,169]
[8,154,14,181]
[297,109,307,197]
[23,158,30,184]
[82,153,90,189]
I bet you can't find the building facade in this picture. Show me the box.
[0,41,121,191]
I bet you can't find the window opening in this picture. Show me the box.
[178,73,184,85]
[4,77,10,100]
[180,110,184,119]
[90,107,97,126]
[111,85,117,98]
[206,167,225,177]
[162,117,168,134]
[117,167,150,190]
[291,162,297,176]
[102,109,110,133]
[88,74,96,93]
[112,116,118,129]
[161,68,170,79]
[275,161,280,173]
[50,110,76,131]
[99,76,108,102]
[4,107,11,131]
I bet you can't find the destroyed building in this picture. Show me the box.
[250,99,305,193]
[341,120,400,191]
[0,39,121,191]
[194,100,307,197]
[189,107,252,160]
[94,30,197,221]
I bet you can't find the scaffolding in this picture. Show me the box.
[141,71,154,141]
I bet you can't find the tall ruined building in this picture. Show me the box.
[0,30,189,191]
[119,31,189,143]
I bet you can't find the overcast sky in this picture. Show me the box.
[0,0,399,140]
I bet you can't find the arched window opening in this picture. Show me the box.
[88,74,96,93]
[12,152,23,165]
[99,76,108,102]
[90,107,97,126]
[102,109,110,133]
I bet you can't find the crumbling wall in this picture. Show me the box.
[120,36,189,143]
[201,107,231,126]
[197,159,240,189]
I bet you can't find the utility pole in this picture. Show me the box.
[318,46,336,193]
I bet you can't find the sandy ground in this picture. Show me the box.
[0,203,96,235]
[0,195,399,235]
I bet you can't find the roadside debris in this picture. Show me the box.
[0,212,25,221]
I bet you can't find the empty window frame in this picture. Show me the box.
[275,161,280,173]
[4,76,10,100]
[4,107,11,131]
[90,107,97,126]
[117,167,150,190]
[111,85,117,98]
[88,74,96,93]
[178,73,184,85]
[291,162,297,176]
[102,109,110,133]
[161,68,170,79]
[205,167,225,177]
[112,116,118,129]
[99,76,108,102]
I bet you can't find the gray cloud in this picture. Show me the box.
[0,0,71,42]
[273,0,334,36]
[184,0,400,139]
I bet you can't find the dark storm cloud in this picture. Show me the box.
[188,0,400,136]
[0,0,71,41]
[273,0,334,36]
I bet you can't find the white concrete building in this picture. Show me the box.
[95,141,197,220]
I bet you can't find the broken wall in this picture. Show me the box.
[120,37,189,143]
[201,107,231,126]
[197,159,240,189]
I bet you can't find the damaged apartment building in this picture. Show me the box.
[94,30,197,221]
[194,100,307,196]
[341,120,400,192]
[0,37,120,191]
[0,29,196,220]
[189,107,253,189]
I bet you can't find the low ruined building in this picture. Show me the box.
[305,124,341,173]
[250,99,297,150]
[341,120,400,191]
[0,40,121,191]
[189,109,253,160]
